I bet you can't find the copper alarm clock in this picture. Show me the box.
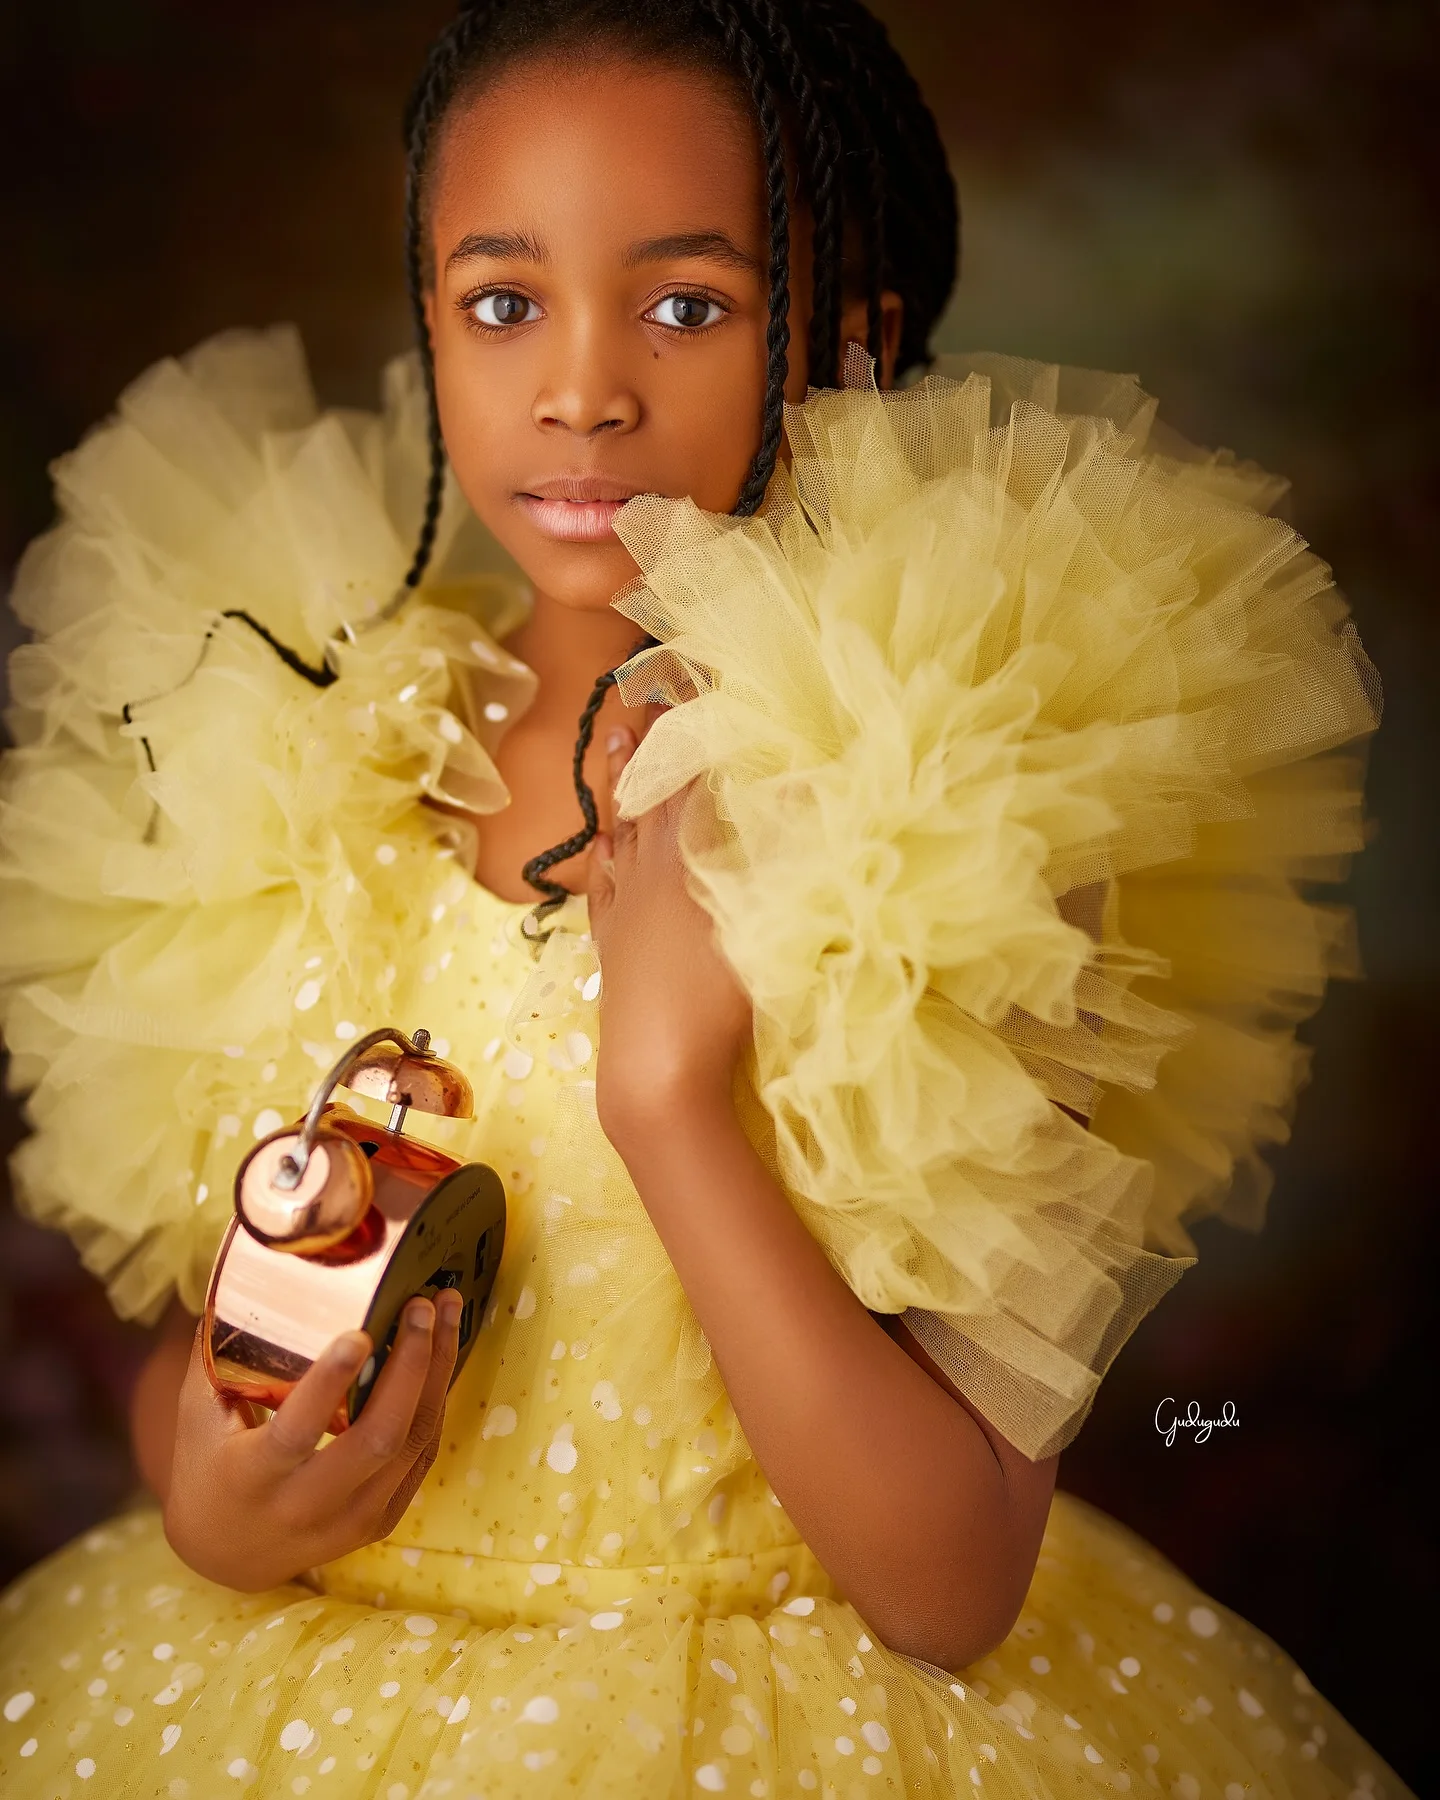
[202,1026,505,1434]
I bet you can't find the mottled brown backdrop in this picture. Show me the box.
[1,3,1434,1790]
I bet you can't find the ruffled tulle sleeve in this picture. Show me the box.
[606,350,1381,1460]
[0,326,536,1326]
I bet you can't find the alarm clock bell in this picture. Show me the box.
[202,1026,506,1435]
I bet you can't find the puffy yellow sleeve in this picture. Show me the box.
[0,326,535,1326]
[607,352,1380,1460]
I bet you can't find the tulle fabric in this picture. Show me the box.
[605,346,1380,1458]
[0,327,1379,1455]
[0,887,1415,1799]
[0,327,1414,1800]
[1,1467,1417,1800]
[0,324,537,1324]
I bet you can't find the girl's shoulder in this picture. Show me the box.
[0,327,539,1326]
[0,331,1381,1464]
[603,349,1379,1461]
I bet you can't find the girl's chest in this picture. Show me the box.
[379,888,699,1416]
[319,879,802,1567]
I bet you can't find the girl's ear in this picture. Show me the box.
[423,289,437,342]
[837,290,905,390]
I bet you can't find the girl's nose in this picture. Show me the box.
[532,379,637,435]
[531,369,640,438]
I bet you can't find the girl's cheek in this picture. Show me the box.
[432,368,526,535]
[432,327,765,546]
[656,352,769,514]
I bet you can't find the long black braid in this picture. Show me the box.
[690,0,794,519]
[738,0,843,399]
[396,0,959,935]
[811,0,959,374]
[116,0,955,905]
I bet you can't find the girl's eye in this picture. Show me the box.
[470,291,538,328]
[649,293,725,331]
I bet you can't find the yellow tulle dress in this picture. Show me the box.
[0,326,1413,1800]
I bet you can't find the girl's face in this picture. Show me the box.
[424,55,899,613]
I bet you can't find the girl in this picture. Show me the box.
[0,2,1412,1796]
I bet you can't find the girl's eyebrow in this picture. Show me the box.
[443,227,760,278]
[622,231,762,275]
[445,229,549,271]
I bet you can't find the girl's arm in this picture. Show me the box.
[130,1297,198,1502]
[604,1094,1057,1671]
[586,726,1059,1672]
[127,1289,468,1590]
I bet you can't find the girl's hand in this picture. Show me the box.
[584,724,752,1144]
[162,1291,463,1592]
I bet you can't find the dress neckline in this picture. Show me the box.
[455,622,594,924]
[464,861,591,929]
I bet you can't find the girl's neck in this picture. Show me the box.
[500,587,648,716]
[457,584,657,906]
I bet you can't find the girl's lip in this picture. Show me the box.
[516,493,630,542]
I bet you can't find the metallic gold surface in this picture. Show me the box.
[234,1128,374,1252]
[203,1108,503,1433]
[343,1043,475,1119]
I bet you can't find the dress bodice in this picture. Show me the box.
[312,875,833,1628]
[0,326,1410,1800]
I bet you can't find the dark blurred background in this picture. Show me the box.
[0,1,1434,1791]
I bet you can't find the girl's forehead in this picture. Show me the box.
[430,54,764,236]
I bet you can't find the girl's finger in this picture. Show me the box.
[626,769,690,883]
[586,829,616,922]
[605,727,641,853]
[254,1326,373,1475]
[368,1425,445,1539]
[175,1318,271,1451]
[398,1289,463,1451]
[335,1415,445,1552]
[305,1293,456,1497]
[321,1291,463,1517]
[604,723,634,778]
[655,780,688,850]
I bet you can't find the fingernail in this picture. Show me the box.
[406,1300,433,1332]
[605,728,627,752]
[330,1331,368,1363]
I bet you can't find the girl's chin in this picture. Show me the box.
[507,545,644,614]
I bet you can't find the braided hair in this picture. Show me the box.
[399,0,958,933]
